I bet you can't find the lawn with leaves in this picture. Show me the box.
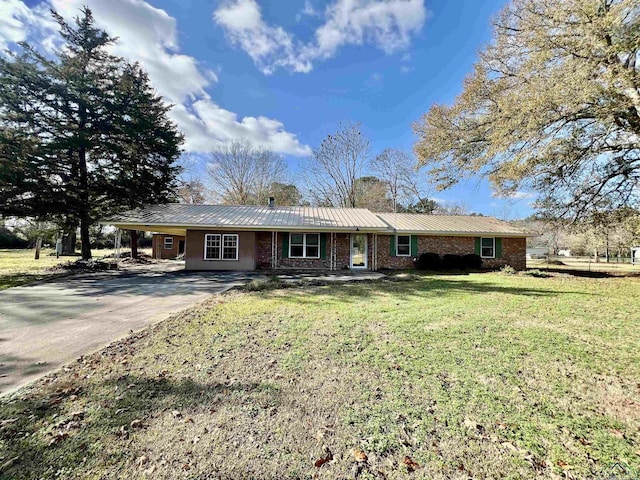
[1,273,638,479]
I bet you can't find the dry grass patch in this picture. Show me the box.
[1,274,639,479]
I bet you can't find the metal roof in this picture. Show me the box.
[374,213,531,236]
[105,204,532,236]
[106,204,390,231]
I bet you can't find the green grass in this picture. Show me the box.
[1,273,639,479]
[0,248,150,290]
[0,248,72,290]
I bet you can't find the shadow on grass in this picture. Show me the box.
[0,273,52,290]
[271,274,594,306]
[0,374,277,479]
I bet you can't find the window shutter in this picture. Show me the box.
[390,235,396,257]
[410,235,418,256]
[475,237,481,255]
[282,233,289,258]
[320,233,327,259]
[495,238,503,258]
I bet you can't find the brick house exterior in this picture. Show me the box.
[110,205,533,271]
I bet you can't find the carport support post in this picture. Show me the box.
[114,228,122,261]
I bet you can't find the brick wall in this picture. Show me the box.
[376,235,526,271]
[255,232,351,270]
[481,237,526,271]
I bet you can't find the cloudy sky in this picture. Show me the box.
[1,0,533,218]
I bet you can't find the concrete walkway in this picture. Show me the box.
[0,269,254,396]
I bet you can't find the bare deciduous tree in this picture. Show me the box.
[207,140,286,205]
[304,123,370,207]
[371,148,432,212]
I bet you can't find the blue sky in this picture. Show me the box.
[2,0,534,218]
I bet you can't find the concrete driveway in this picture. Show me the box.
[0,267,255,396]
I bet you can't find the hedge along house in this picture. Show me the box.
[107,204,531,271]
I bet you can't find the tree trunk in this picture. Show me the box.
[78,144,92,260]
[80,216,91,260]
[130,230,138,258]
[61,229,77,255]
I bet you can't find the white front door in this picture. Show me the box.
[350,234,368,269]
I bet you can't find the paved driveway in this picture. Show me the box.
[0,268,255,396]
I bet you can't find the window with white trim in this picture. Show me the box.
[396,235,411,256]
[163,237,173,249]
[481,237,495,258]
[204,234,239,260]
[222,234,238,260]
[290,233,320,258]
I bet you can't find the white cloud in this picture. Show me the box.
[0,0,55,52]
[213,0,312,74]
[0,0,310,156]
[214,0,427,74]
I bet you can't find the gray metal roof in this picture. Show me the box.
[375,213,530,236]
[107,204,390,231]
[105,204,532,236]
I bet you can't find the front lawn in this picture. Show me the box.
[1,273,638,479]
[0,248,151,290]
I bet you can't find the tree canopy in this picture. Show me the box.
[0,8,183,258]
[413,0,640,220]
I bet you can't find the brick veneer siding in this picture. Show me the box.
[376,235,526,271]
[255,231,352,270]
[481,237,526,271]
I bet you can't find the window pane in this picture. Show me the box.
[306,234,319,245]
[205,235,220,259]
[482,247,494,257]
[397,245,410,256]
[290,245,304,257]
[397,235,410,246]
[306,246,319,258]
[291,234,303,245]
[222,235,237,260]
[481,238,494,247]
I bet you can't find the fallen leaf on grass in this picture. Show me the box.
[315,450,333,468]
[557,460,572,470]
[48,432,69,446]
[130,419,143,428]
[354,449,368,463]
[402,456,420,472]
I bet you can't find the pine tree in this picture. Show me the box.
[0,8,183,259]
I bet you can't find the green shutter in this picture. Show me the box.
[320,233,327,259]
[282,233,289,258]
[390,235,396,256]
[495,238,503,258]
[475,237,481,255]
[410,235,418,256]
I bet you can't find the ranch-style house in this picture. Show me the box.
[107,203,532,271]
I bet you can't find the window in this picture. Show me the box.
[396,235,411,256]
[222,234,238,260]
[163,237,173,249]
[289,233,320,258]
[481,237,495,258]
[204,234,239,260]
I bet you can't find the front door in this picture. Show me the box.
[350,234,368,269]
